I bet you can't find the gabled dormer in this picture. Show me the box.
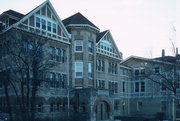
[96,30,122,60]
[0,10,24,31]
[11,0,70,43]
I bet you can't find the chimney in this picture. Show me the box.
[176,48,178,56]
[162,49,165,57]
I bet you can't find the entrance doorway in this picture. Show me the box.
[95,101,110,120]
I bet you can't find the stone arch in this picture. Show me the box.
[92,96,113,112]
[92,96,113,120]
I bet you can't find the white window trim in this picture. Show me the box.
[35,15,57,34]
[75,61,83,78]
[74,40,83,52]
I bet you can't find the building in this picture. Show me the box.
[121,52,180,121]
[0,0,179,121]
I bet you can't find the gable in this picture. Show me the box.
[14,0,70,43]
[96,30,122,60]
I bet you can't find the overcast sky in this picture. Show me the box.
[0,0,179,59]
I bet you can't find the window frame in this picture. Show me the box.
[75,61,83,78]
[75,40,83,52]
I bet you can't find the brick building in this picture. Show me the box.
[0,0,179,121]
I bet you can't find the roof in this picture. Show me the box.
[121,55,173,66]
[154,56,178,63]
[96,30,108,43]
[62,12,99,30]
[2,9,24,19]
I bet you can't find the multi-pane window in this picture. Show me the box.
[100,41,112,53]
[108,62,117,74]
[88,41,93,53]
[36,17,40,28]
[96,59,105,72]
[62,49,66,63]
[123,82,125,92]
[135,82,139,92]
[41,19,46,30]
[53,23,57,33]
[141,82,145,92]
[50,103,55,112]
[135,82,145,92]
[114,83,118,93]
[47,21,51,32]
[35,16,57,33]
[135,70,139,76]
[37,103,43,112]
[137,101,142,111]
[49,72,67,88]
[88,62,93,78]
[97,80,105,89]
[109,81,118,93]
[55,48,60,62]
[114,100,120,110]
[50,47,55,60]
[75,40,83,52]
[49,47,66,63]
[75,62,83,77]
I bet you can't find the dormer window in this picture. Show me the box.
[47,21,51,32]
[36,17,40,28]
[41,19,46,30]
[53,23,56,33]
[35,16,57,34]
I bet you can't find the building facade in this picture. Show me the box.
[0,1,180,121]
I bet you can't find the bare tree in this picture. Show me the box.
[140,55,180,121]
[0,29,54,121]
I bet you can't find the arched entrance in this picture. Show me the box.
[93,97,112,121]
[95,101,110,120]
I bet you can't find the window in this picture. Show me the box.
[36,17,40,28]
[75,40,83,52]
[141,69,145,75]
[62,74,67,88]
[53,23,56,33]
[137,101,142,111]
[97,80,105,89]
[37,103,43,112]
[49,73,55,81]
[141,82,145,92]
[114,100,120,110]
[123,82,125,92]
[114,83,118,93]
[50,103,55,112]
[49,47,55,60]
[161,101,167,111]
[135,82,139,92]
[75,62,83,77]
[57,103,60,112]
[61,49,66,63]
[155,67,160,74]
[88,62,93,78]
[47,21,51,32]
[108,62,117,74]
[88,41,93,53]
[55,48,60,62]
[41,19,46,30]
[135,70,139,76]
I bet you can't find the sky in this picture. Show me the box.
[0,0,179,59]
